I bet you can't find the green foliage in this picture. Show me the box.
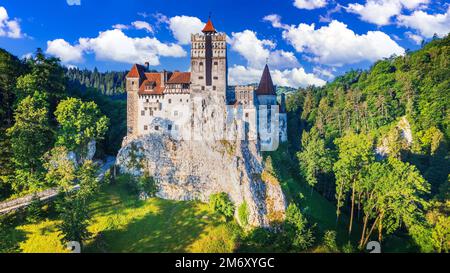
[26,195,44,223]
[297,129,334,189]
[136,173,158,197]
[285,203,315,251]
[66,67,128,96]
[55,97,109,158]
[43,146,76,191]
[238,202,249,227]
[57,194,92,246]
[322,230,338,252]
[76,160,100,199]
[209,193,235,220]
[7,92,54,192]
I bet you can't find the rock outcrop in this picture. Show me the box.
[116,135,286,227]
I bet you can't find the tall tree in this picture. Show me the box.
[54,98,109,161]
[297,129,333,193]
[6,92,54,192]
[334,131,374,234]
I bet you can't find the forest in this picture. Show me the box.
[0,35,448,253]
[282,35,449,252]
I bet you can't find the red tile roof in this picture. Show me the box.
[167,72,191,84]
[256,64,276,96]
[139,73,164,95]
[202,19,216,33]
[127,64,146,78]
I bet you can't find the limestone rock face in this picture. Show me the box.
[116,135,287,227]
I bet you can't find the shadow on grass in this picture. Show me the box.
[85,184,221,253]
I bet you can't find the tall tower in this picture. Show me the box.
[190,17,227,95]
[126,64,145,138]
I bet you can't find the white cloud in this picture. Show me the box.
[229,65,326,88]
[346,0,429,26]
[46,39,84,63]
[313,66,335,80]
[0,6,23,38]
[397,7,450,38]
[46,29,186,65]
[168,16,205,45]
[294,0,328,10]
[280,20,405,66]
[66,0,81,6]
[112,24,129,30]
[405,31,423,45]
[131,21,153,33]
[263,14,289,30]
[229,30,299,69]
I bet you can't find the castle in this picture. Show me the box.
[125,18,287,151]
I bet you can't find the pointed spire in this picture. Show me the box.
[202,16,217,33]
[256,64,276,96]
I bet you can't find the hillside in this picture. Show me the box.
[282,35,449,252]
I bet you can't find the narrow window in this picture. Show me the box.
[141,110,145,116]
[155,126,159,131]
[144,125,148,131]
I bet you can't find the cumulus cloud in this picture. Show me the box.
[112,24,129,30]
[278,20,404,66]
[293,0,328,10]
[0,6,23,38]
[131,21,153,33]
[46,39,84,63]
[346,0,429,26]
[168,16,205,45]
[229,30,299,69]
[66,0,81,6]
[397,7,450,38]
[263,14,289,30]
[46,29,186,65]
[229,65,326,88]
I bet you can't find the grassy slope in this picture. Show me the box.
[4,183,236,253]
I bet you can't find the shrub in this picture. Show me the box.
[323,230,338,252]
[238,202,249,227]
[285,203,315,251]
[137,174,158,197]
[209,193,235,220]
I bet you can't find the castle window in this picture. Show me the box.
[168,125,172,131]
[214,62,218,65]
[213,86,216,91]
[213,76,218,80]
[168,99,172,104]
[199,76,204,80]
[245,113,249,118]
[149,110,153,116]
[155,126,159,131]
[144,125,148,131]
[201,86,205,91]
[141,110,145,116]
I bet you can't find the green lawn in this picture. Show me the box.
[2,183,237,253]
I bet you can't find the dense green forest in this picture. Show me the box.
[0,48,126,201]
[65,67,128,96]
[282,35,449,252]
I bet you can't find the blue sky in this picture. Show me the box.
[0,0,449,87]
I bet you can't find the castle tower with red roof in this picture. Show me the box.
[190,17,227,97]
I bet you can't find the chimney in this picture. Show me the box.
[145,62,149,71]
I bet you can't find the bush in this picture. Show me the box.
[137,174,158,197]
[323,230,338,252]
[238,202,249,227]
[209,193,235,220]
[285,203,315,251]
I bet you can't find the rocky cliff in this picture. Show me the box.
[116,135,286,227]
